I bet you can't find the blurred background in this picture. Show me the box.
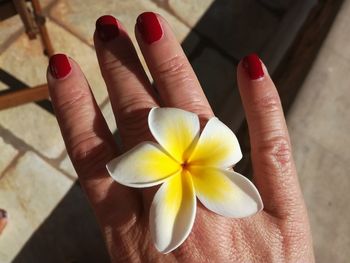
[0,0,349,262]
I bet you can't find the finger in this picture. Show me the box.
[0,209,7,234]
[135,12,213,120]
[237,54,305,218]
[94,15,158,149]
[47,54,138,222]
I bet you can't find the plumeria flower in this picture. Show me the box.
[107,107,263,254]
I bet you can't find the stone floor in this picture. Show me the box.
[0,0,349,262]
[288,1,350,261]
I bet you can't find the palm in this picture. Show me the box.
[47,13,314,262]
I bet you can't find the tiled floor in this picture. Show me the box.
[288,1,350,261]
[0,0,349,262]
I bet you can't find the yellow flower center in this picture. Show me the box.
[181,161,189,171]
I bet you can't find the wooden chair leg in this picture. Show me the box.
[12,0,37,39]
[31,0,54,57]
[0,84,49,110]
[0,0,53,111]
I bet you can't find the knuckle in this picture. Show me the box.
[176,99,212,119]
[152,55,213,117]
[272,136,292,168]
[154,55,193,84]
[258,135,293,175]
[69,134,116,175]
[56,88,91,113]
[117,95,154,116]
[116,100,151,143]
[155,55,187,75]
[101,55,140,80]
[251,92,282,115]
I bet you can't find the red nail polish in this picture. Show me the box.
[0,209,7,219]
[49,54,71,79]
[96,15,120,42]
[242,54,264,80]
[136,12,163,44]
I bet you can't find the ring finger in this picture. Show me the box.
[94,15,158,149]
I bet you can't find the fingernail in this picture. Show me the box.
[96,15,120,42]
[136,12,163,44]
[242,53,264,80]
[0,209,7,219]
[49,54,71,79]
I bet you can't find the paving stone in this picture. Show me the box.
[171,0,280,59]
[0,104,64,159]
[0,31,48,87]
[50,0,190,46]
[9,182,110,263]
[286,7,350,261]
[190,46,244,130]
[59,153,77,179]
[0,19,108,104]
[290,129,350,263]
[154,0,214,27]
[258,0,293,11]
[288,46,350,164]
[323,0,350,61]
[0,16,23,53]
[180,28,202,56]
[0,152,74,262]
[0,136,18,175]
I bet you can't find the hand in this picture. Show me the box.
[47,13,314,262]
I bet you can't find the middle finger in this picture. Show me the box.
[135,12,213,120]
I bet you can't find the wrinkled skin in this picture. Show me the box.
[47,13,314,263]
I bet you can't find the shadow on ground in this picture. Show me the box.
[12,183,110,263]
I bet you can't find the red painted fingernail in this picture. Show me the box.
[96,15,120,42]
[136,12,163,44]
[0,209,7,234]
[49,54,71,79]
[242,53,264,80]
[0,209,7,219]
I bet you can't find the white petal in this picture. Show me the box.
[150,171,196,254]
[188,117,242,168]
[190,166,263,218]
[106,142,180,188]
[148,107,200,163]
